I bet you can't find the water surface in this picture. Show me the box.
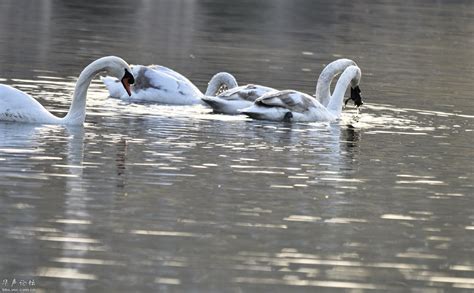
[0,0,473,292]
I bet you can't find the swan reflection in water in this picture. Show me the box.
[0,123,96,285]
[0,115,365,287]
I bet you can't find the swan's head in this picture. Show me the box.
[343,65,364,107]
[101,56,135,96]
[345,66,363,107]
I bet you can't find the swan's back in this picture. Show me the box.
[218,84,275,101]
[255,90,321,112]
[147,65,193,84]
[201,84,276,115]
[103,65,203,104]
[132,65,203,104]
[0,84,58,123]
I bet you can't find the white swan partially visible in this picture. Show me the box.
[240,65,363,122]
[0,56,134,125]
[201,58,358,115]
[201,84,277,114]
[101,65,238,105]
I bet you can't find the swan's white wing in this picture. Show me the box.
[147,65,192,84]
[255,90,320,113]
[218,84,275,101]
[0,84,59,123]
[122,65,202,104]
[134,65,201,95]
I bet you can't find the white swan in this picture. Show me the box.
[201,58,358,115]
[240,65,363,122]
[0,56,134,125]
[101,65,238,105]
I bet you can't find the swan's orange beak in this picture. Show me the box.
[121,69,135,96]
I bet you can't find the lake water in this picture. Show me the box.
[0,0,473,292]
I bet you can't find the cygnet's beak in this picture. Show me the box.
[121,69,135,96]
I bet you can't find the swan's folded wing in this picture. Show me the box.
[132,65,202,99]
[218,84,275,101]
[147,65,192,84]
[255,90,317,113]
[131,66,164,92]
[134,66,188,91]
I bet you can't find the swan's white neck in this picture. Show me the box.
[327,65,361,118]
[205,72,238,96]
[62,58,114,124]
[315,59,357,107]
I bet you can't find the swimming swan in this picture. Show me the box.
[201,58,358,115]
[240,65,363,122]
[101,65,238,105]
[0,56,134,125]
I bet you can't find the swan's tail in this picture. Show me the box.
[201,96,223,109]
[100,76,126,99]
[201,96,232,114]
[202,96,254,115]
[239,105,290,121]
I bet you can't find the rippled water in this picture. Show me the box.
[1,0,473,292]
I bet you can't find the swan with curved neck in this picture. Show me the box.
[101,64,238,105]
[0,56,134,125]
[204,72,239,96]
[201,58,359,115]
[315,58,358,107]
[240,65,363,122]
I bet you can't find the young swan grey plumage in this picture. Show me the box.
[101,64,238,105]
[240,65,363,122]
[315,58,358,107]
[0,56,134,125]
[201,84,277,115]
[201,58,359,115]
